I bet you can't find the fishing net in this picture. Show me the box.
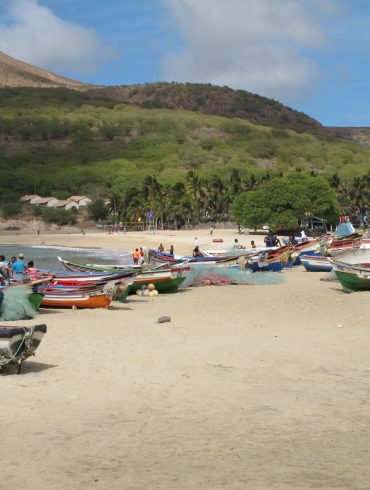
[0,286,36,321]
[180,264,284,288]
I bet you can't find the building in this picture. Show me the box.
[20,194,41,205]
[36,197,59,207]
[68,196,92,207]
[53,199,79,210]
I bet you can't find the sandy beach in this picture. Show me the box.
[2,229,370,490]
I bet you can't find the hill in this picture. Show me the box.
[89,82,327,136]
[328,127,370,148]
[0,87,370,210]
[0,51,88,89]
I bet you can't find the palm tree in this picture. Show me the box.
[185,171,207,222]
[349,176,369,215]
[228,168,242,198]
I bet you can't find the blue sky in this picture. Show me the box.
[0,0,369,126]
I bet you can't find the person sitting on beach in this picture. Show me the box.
[24,260,38,282]
[133,249,139,266]
[193,246,201,257]
[233,238,245,249]
[289,235,298,246]
[274,235,281,247]
[12,254,26,282]
[158,243,164,252]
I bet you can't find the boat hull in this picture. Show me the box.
[0,323,47,373]
[300,255,332,272]
[41,293,111,309]
[130,275,186,294]
[334,269,370,292]
[28,292,44,311]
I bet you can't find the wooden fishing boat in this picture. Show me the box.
[38,264,134,286]
[146,249,240,266]
[300,255,332,272]
[0,323,47,373]
[58,257,189,294]
[334,268,370,292]
[331,248,370,292]
[130,266,188,294]
[41,290,111,308]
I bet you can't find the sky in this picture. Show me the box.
[0,0,369,126]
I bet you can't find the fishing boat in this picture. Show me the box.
[331,248,370,292]
[41,290,112,308]
[146,248,241,266]
[0,323,47,373]
[58,258,189,294]
[300,254,332,272]
[130,265,189,294]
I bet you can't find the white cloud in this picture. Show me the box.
[162,0,333,102]
[0,0,113,73]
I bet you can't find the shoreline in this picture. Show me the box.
[0,228,268,257]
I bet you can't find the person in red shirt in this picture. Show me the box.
[24,260,38,282]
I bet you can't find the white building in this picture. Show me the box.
[54,199,79,210]
[68,196,92,207]
[20,194,41,205]
[37,197,59,207]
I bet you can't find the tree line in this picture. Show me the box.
[88,169,370,231]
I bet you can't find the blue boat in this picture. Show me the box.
[300,255,332,272]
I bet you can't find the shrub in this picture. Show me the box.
[41,208,76,225]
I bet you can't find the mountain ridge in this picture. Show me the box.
[0,50,89,89]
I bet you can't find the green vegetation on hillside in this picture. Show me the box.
[0,87,369,226]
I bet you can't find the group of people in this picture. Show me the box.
[133,247,145,265]
[0,253,37,285]
[264,233,282,248]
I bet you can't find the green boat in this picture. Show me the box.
[114,284,131,302]
[129,270,186,294]
[334,269,370,293]
[28,292,44,311]
[332,248,370,292]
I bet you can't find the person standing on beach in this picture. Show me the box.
[169,245,174,255]
[0,255,8,285]
[158,243,164,252]
[209,227,213,236]
[12,254,26,282]
[133,249,139,266]
[251,240,256,249]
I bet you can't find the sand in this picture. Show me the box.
[2,229,370,490]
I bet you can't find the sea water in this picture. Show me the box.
[0,244,132,270]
